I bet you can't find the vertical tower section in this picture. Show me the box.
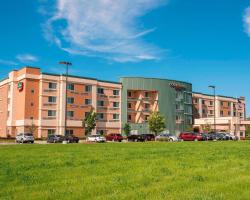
[120,77,193,135]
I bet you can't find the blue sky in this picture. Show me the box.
[1,0,250,116]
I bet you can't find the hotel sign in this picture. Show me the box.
[17,82,24,92]
[169,83,186,91]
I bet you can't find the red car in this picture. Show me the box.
[179,132,203,141]
[105,134,123,142]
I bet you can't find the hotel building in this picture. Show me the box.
[0,67,122,138]
[120,77,193,134]
[192,92,250,138]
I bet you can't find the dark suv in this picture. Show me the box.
[142,134,155,141]
[64,135,79,143]
[47,135,64,143]
[127,134,146,142]
[179,132,203,141]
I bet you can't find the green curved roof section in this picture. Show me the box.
[120,77,193,134]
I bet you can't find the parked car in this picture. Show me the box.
[47,135,64,143]
[142,134,155,141]
[127,134,145,142]
[105,134,123,142]
[179,132,203,141]
[86,135,106,143]
[155,134,179,142]
[64,135,79,143]
[16,133,34,143]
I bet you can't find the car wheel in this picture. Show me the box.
[21,139,24,144]
[169,138,173,142]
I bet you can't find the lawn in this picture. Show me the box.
[0,141,249,200]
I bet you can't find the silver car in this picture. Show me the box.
[16,133,34,143]
[155,134,179,142]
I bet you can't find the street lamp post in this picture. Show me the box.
[209,85,216,133]
[59,61,72,136]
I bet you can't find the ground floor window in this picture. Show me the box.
[66,130,74,135]
[48,129,56,136]
[240,132,244,137]
[97,130,104,135]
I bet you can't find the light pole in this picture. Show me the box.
[209,85,216,133]
[59,61,72,136]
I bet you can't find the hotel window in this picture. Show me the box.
[145,103,150,110]
[113,90,119,96]
[220,111,223,116]
[209,101,213,106]
[113,102,119,108]
[145,115,149,121]
[128,103,132,108]
[128,91,132,97]
[228,102,231,107]
[113,114,119,120]
[202,100,205,105]
[97,113,104,120]
[202,109,206,114]
[194,98,198,104]
[67,83,74,91]
[67,97,74,104]
[97,100,104,107]
[240,132,244,137]
[128,115,132,121]
[97,88,104,94]
[48,129,55,136]
[48,110,56,117]
[67,111,74,117]
[220,101,223,106]
[85,99,92,105]
[31,89,35,93]
[66,130,74,135]
[85,85,92,92]
[48,96,56,103]
[209,110,213,115]
[234,112,236,117]
[228,111,231,116]
[49,82,57,89]
[145,92,149,98]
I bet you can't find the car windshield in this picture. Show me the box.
[24,133,33,136]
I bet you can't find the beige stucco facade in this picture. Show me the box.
[0,67,122,138]
[193,92,248,138]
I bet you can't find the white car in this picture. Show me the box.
[155,134,179,142]
[16,133,34,143]
[86,135,106,143]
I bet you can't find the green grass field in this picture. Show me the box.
[0,141,250,200]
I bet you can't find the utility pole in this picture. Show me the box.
[209,85,216,133]
[59,61,72,136]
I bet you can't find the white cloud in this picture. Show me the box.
[42,0,168,62]
[244,7,250,36]
[0,59,18,66]
[16,54,39,63]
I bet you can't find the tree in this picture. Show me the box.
[82,109,97,136]
[29,121,37,135]
[202,123,211,133]
[246,117,250,139]
[123,123,131,136]
[148,111,166,136]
